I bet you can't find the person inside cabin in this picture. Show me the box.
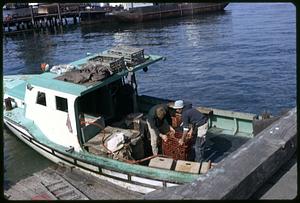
[172,100,209,162]
[146,104,175,155]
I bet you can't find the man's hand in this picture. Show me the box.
[161,134,168,142]
[169,127,176,136]
[187,131,192,139]
[178,138,184,146]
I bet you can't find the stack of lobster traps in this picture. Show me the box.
[88,53,126,74]
[108,46,146,67]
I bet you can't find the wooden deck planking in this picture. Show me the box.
[4,164,143,200]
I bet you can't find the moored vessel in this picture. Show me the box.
[4,45,261,194]
[112,3,229,23]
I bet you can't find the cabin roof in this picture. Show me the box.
[26,54,163,97]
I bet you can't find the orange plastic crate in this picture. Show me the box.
[162,132,191,160]
[171,114,182,128]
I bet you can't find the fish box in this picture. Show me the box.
[149,157,174,170]
[200,161,212,174]
[175,160,200,174]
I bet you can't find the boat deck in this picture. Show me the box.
[204,132,250,163]
[4,106,252,167]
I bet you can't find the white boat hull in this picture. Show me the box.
[4,118,178,194]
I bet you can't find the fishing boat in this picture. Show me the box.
[112,3,229,23]
[3,46,262,194]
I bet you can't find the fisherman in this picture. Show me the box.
[147,104,175,155]
[172,100,209,162]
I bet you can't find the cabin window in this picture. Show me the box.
[36,91,47,106]
[56,96,68,112]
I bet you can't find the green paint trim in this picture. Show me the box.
[12,55,164,97]
[4,107,198,184]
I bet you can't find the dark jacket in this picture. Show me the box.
[182,108,208,129]
[147,104,171,129]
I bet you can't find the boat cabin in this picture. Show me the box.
[20,47,161,153]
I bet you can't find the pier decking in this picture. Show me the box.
[4,165,143,200]
[4,10,80,34]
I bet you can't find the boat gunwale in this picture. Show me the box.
[3,119,166,192]
[3,114,199,185]
[3,97,256,184]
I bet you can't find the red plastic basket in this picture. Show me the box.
[162,132,191,160]
[171,115,182,128]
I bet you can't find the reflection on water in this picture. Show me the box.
[3,127,54,189]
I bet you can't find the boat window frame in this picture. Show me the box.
[36,91,47,106]
[55,96,68,113]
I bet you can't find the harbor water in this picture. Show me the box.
[3,3,296,190]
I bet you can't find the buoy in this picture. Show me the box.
[41,63,49,72]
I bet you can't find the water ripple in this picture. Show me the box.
[3,3,296,116]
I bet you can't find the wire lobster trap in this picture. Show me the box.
[88,53,126,73]
[108,46,146,67]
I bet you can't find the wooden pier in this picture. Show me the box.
[4,164,143,200]
[3,4,111,34]
[3,9,79,33]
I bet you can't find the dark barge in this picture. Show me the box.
[112,3,229,23]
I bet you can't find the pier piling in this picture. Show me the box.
[57,3,62,25]
[30,6,34,24]
[73,16,77,24]
[3,4,83,34]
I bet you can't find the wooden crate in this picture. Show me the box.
[200,161,212,174]
[149,157,174,170]
[175,160,200,174]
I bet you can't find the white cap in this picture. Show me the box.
[173,100,184,109]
